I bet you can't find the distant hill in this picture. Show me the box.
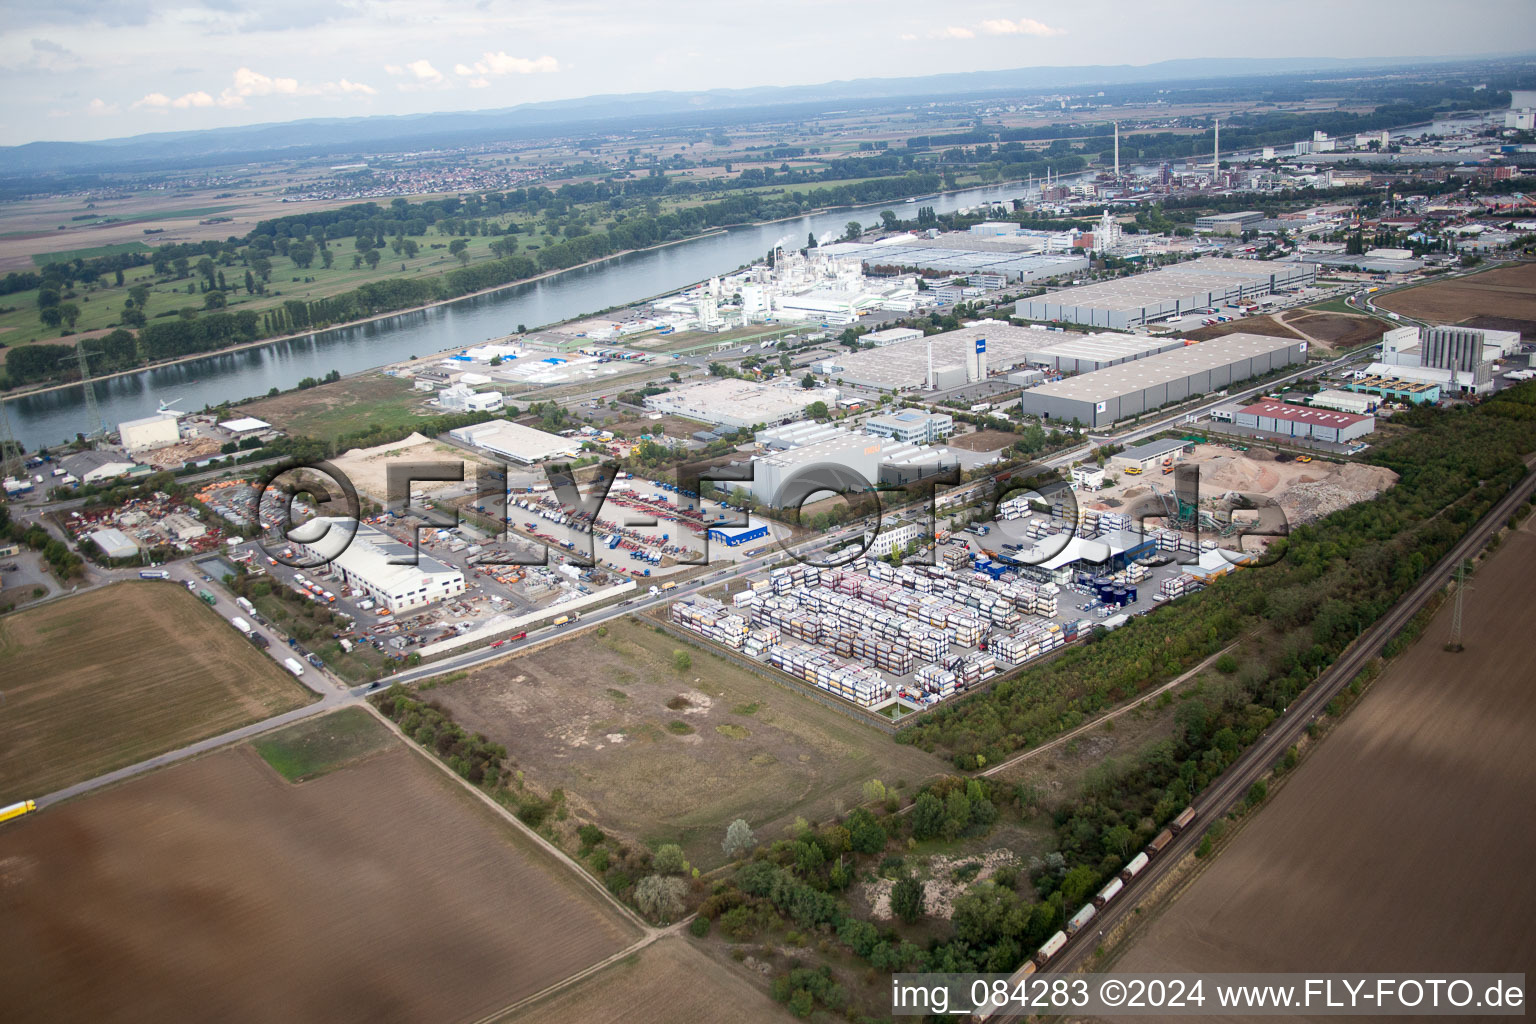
[0,54,1512,175]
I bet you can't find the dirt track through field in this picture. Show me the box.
[0,740,638,1024]
[1105,516,1536,1021]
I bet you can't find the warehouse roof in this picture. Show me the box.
[1024,333,1303,403]
[218,416,271,433]
[1118,438,1189,461]
[448,419,580,463]
[1240,400,1370,427]
[1025,257,1316,312]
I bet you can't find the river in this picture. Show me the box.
[6,181,1049,450]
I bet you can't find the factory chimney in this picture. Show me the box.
[1113,121,1119,179]
[1213,118,1220,173]
[926,340,934,390]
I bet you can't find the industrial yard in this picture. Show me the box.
[0,711,640,1024]
[0,581,313,797]
[1109,516,1536,989]
[426,615,949,868]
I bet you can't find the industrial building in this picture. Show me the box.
[1014,258,1318,329]
[1372,324,1520,395]
[118,412,181,452]
[742,430,954,508]
[842,240,1090,284]
[1309,389,1376,414]
[61,450,143,485]
[816,321,1047,391]
[864,409,954,444]
[862,327,924,347]
[1345,374,1441,404]
[1110,438,1190,473]
[298,518,466,613]
[1195,211,1265,235]
[706,522,771,548]
[1019,333,1308,428]
[642,379,839,430]
[217,416,272,437]
[88,527,138,559]
[1021,333,1185,373]
[1234,400,1375,443]
[863,521,924,559]
[436,383,504,413]
[448,419,581,464]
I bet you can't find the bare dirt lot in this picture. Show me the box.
[330,432,487,501]
[1183,315,1304,343]
[1375,262,1536,327]
[239,372,434,440]
[0,581,313,799]
[948,429,1020,453]
[429,616,950,867]
[1105,444,1398,526]
[513,935,785,1024]
[0,712,639,1024]
[1107,517,1536,1016]
[1280,309,1387,350]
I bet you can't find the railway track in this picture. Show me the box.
[1006,464,1536,998]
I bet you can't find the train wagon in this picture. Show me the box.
[1093,878,1124,908]
[970,960,1037,1022]
[1120,852,1149,881]
[1065,903,1096,936]
[1147,829,1174,855]
[1033,930,1068,967]
[1169,806,1198,834]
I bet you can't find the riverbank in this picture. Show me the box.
[0,228,732,405]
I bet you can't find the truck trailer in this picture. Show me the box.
[230,616,254,637]
[283,657,305,677]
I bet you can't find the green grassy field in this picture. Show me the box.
[239,372,434,441]
[252,707,395,781]
[0,581,314,799]
[31,242,153,266]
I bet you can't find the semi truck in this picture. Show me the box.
[236,597,256,615]
[283,657,305,677]
[230,616,254,637]
[0,799,37,825]
[139,569,170,580]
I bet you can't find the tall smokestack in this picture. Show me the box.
[1113,121,1119,180]
[927,340,934,390]
[1213,118,1220,173]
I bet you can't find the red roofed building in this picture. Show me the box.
[1234,400,1375,443]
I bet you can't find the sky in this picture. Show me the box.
[3,0,1533,147]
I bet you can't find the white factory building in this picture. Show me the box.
[863,521,925,559]
[448,419,581,464]
[297,518,466,613]
[643,379,839,431]
[741,429,956,508]
[1021,334,1308,428]
[864,409,954,444]
[436,383,505,413]
[118,412,181,452]
[1014,258,1318,329]
[1372,324,1520,396]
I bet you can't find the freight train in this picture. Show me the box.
[970,806,1197,1022]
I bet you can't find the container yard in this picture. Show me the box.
[669,490,1252,715]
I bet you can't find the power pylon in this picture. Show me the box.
[1447,561,1471,653]
[0,398,23,481]
[76,343,104,439]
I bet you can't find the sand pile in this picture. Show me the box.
[1280,463,1398,524]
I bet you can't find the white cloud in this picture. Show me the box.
[172,90,216,108]
[931,26,975,39]
[86,97,120,116]
[231,66,301,97]
[334,78,377,95]
[452,51,560,80]
[898,32,918,41]
[467,77,491,89]
[131,68,377,112]
[404,58,444,82]
[132,91,172,108]
[980,17,1065,37]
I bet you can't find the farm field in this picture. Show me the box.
[0,581,313,799]
[1374,262,1536,326]
[0,711,640,1024]
[1280,309,1386,350]
[429,616,950,867]
[512,935,785,1024]
[1108,516,1536,1009]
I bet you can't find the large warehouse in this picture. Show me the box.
[118,412,180,452]
[743,430,954,508]
[1019,333,1308,428]
[1015,258,1318,329]
[1021,333,1185,373]
[448,419,581,464]
[642,379,839,430]
[1233,400,1375,443]
[298,518,466,613]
